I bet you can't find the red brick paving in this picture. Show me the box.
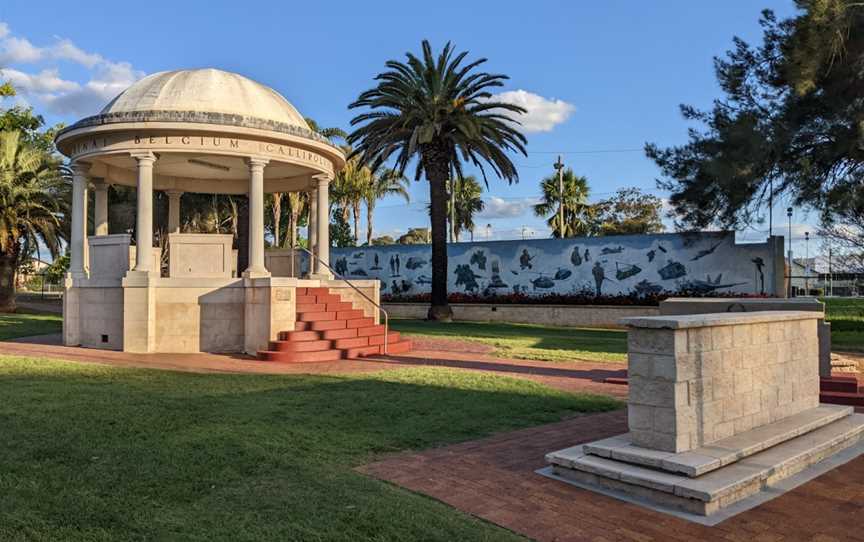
[0,334,628,399]
[361,409,864,541]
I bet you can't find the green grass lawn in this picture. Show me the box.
[0,310,61,340]
[0,356,620,541]
[391,319,627,363]
[822,297,864,352]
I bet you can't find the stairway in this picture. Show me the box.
[257,287,412,362]
[820,374,864,407]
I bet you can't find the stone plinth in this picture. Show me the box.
[168,233,235,278]
[624,311,820,453]
[545,310,864,518]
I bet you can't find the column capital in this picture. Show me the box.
[90,177,109,190]
[71,161,91,176]
[165,189,184,198]
[246,157,270,169]
[312,173,331,187]
[130,151,157,164]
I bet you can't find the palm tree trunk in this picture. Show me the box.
[272,193,282,248]
[352,201,361,245]
[0,251,18,312]
[366,200,375,246]
[422,145,453,321]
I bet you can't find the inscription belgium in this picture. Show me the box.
[69,132,333,173]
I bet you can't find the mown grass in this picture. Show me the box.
[0,310,61,341]
[823,297,864,352]
[0,356,620,541]
[391,319,627,362]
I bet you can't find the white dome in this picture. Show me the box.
[100,68,309,129]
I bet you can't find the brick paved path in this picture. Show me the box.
[361,409,864,542]
[0,334,629,399]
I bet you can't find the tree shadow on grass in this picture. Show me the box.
[373,355,628,383]
[392,319,628,356]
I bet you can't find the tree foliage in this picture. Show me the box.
[0,130,68,311]
[348,40,526,320]
[646,1,864,231]
[398,228,430,245]
[329,207,354,248]
[594,187,665,236]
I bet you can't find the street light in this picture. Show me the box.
[787,207,793,297]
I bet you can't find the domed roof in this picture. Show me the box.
[100,68,309,129]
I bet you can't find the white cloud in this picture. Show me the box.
[49,39,103,68]
[479,196,538,219]
[3,68,79,94]
[0,36,43,64]
[490,89,575,133]
[0,21,144,117]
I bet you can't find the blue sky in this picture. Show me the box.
[0,0,818,256]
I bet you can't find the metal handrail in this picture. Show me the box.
[297,247,390,355]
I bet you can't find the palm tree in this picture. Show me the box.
[428,174,486,241]
[348,41,527,320]
[331,154,368,244]
[533,168,595,237]
[0,130,68,312]
[284,192,307,248]
[362,169,409,245]
[451,175,484,241]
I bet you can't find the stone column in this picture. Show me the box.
[131,152,157,274]
[244,158,270,277]
[92,179,109,236]
[69,162,90,278]
[315,175,331,277]
[308,188,318,275]
[166,190,183,233]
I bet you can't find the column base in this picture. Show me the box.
[123,269,156,286]
[242,268,272,280]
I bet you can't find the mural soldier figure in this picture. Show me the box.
[592,261,605,297]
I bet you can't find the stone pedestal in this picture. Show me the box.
[545,311,864,518]
[243,277,297,355]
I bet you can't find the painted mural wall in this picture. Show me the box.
[328,232,782,298]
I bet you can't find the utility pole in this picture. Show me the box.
[804,231,810,295]
[787,207,793,297]
[768,178,773,239]
[554,155,565,238]
[828,246,833,297]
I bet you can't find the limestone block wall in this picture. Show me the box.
[153,280,245,352]
[623,311,821,453]
[75,287,124,349]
